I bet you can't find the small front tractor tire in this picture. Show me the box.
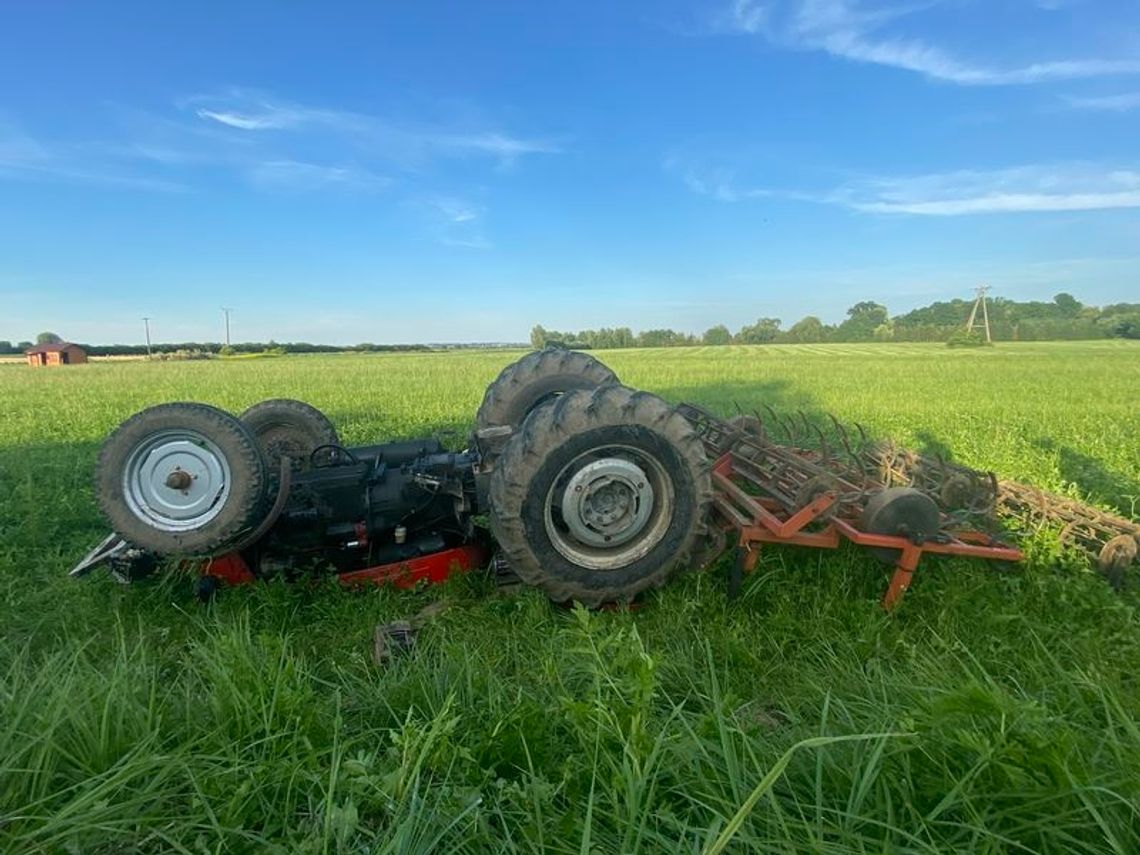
[95,403,269,556]
[240,398,340,471]
[489,385,711,606]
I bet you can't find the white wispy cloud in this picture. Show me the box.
[248,159,390,191]
[418,196,492,248]
[834,165,1140,214]
[188,89,562,165]
[0,125,50,165]
[0,122,187,192]
[1063,91,1140,111]
[672,157,1140,215]
[196,108,299,130]
[723,0,1140,85]
[426,197,482,223]
[662,155,773,201]
[428,131,562,160]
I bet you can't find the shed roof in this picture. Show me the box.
[24,342,85,354]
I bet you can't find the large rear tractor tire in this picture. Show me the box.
[489,385,711,606]
[95,403,269,556]
[240,398,340,471]
[475,349,619,432]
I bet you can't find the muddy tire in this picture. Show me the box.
[240,398,340,471]
[95,403,268,556]
[475,349,619,432]
[489,385,711,606]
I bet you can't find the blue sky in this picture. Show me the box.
[1,0,1138,345]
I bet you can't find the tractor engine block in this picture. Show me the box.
[253,441,480,576]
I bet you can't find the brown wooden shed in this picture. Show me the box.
[25,342,88,367]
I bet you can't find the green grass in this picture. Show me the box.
[1,341,1138,853]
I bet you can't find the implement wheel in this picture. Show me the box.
[489,386,710,606]
[475,349,618,432]
[860,487,941,564]
[240,398,339,471]
[1098,535,1137,590]
[95,403,268,555]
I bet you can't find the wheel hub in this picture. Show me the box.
[560,458,654,549]
[122,432,232,532]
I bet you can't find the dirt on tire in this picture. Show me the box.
[489,385,711,606]
[240,398,340,471]
[475,348,618,432]
[95,402,269,556]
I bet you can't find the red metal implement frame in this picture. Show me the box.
[202,544,488,591]
[711,453,1023,609]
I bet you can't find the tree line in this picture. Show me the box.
[530,293,1140,349]
[4,293,1137,356]
[0,336,491,356]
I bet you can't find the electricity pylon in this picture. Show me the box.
[965,285,991,343]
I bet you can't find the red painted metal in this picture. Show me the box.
[336,544,489,589]
[711,452,1024,610]
[201,544,488,591]
[202,553,257,586]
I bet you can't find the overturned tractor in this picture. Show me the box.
[72,349,1136,607]
[74,350,710,607]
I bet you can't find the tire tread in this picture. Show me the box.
[489,385,711,605]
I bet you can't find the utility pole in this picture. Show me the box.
[221,307,232,347]
[965,285,992,343]
[142,317,152,357]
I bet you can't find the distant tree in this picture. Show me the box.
[1103,311,1140,339]
[0,340,14,354]
[17,341,33,350]
[737,317,781,344]
[702,324,732,345]
[638,328,688,348]
[530,325,549,349]
[872,321,895,341]
[1053,292,1082,318]
[785,316,826,343]
[837,302,888,341]
[36,331,63,345]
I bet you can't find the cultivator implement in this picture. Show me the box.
[677,404,1023,609]
[997,480,1140,589]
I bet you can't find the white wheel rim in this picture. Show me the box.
[544,444,674,571]
[122,429,232,532]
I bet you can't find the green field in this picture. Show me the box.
[2,341,1138,853]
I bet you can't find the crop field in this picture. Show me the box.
[1,340,1139,853]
